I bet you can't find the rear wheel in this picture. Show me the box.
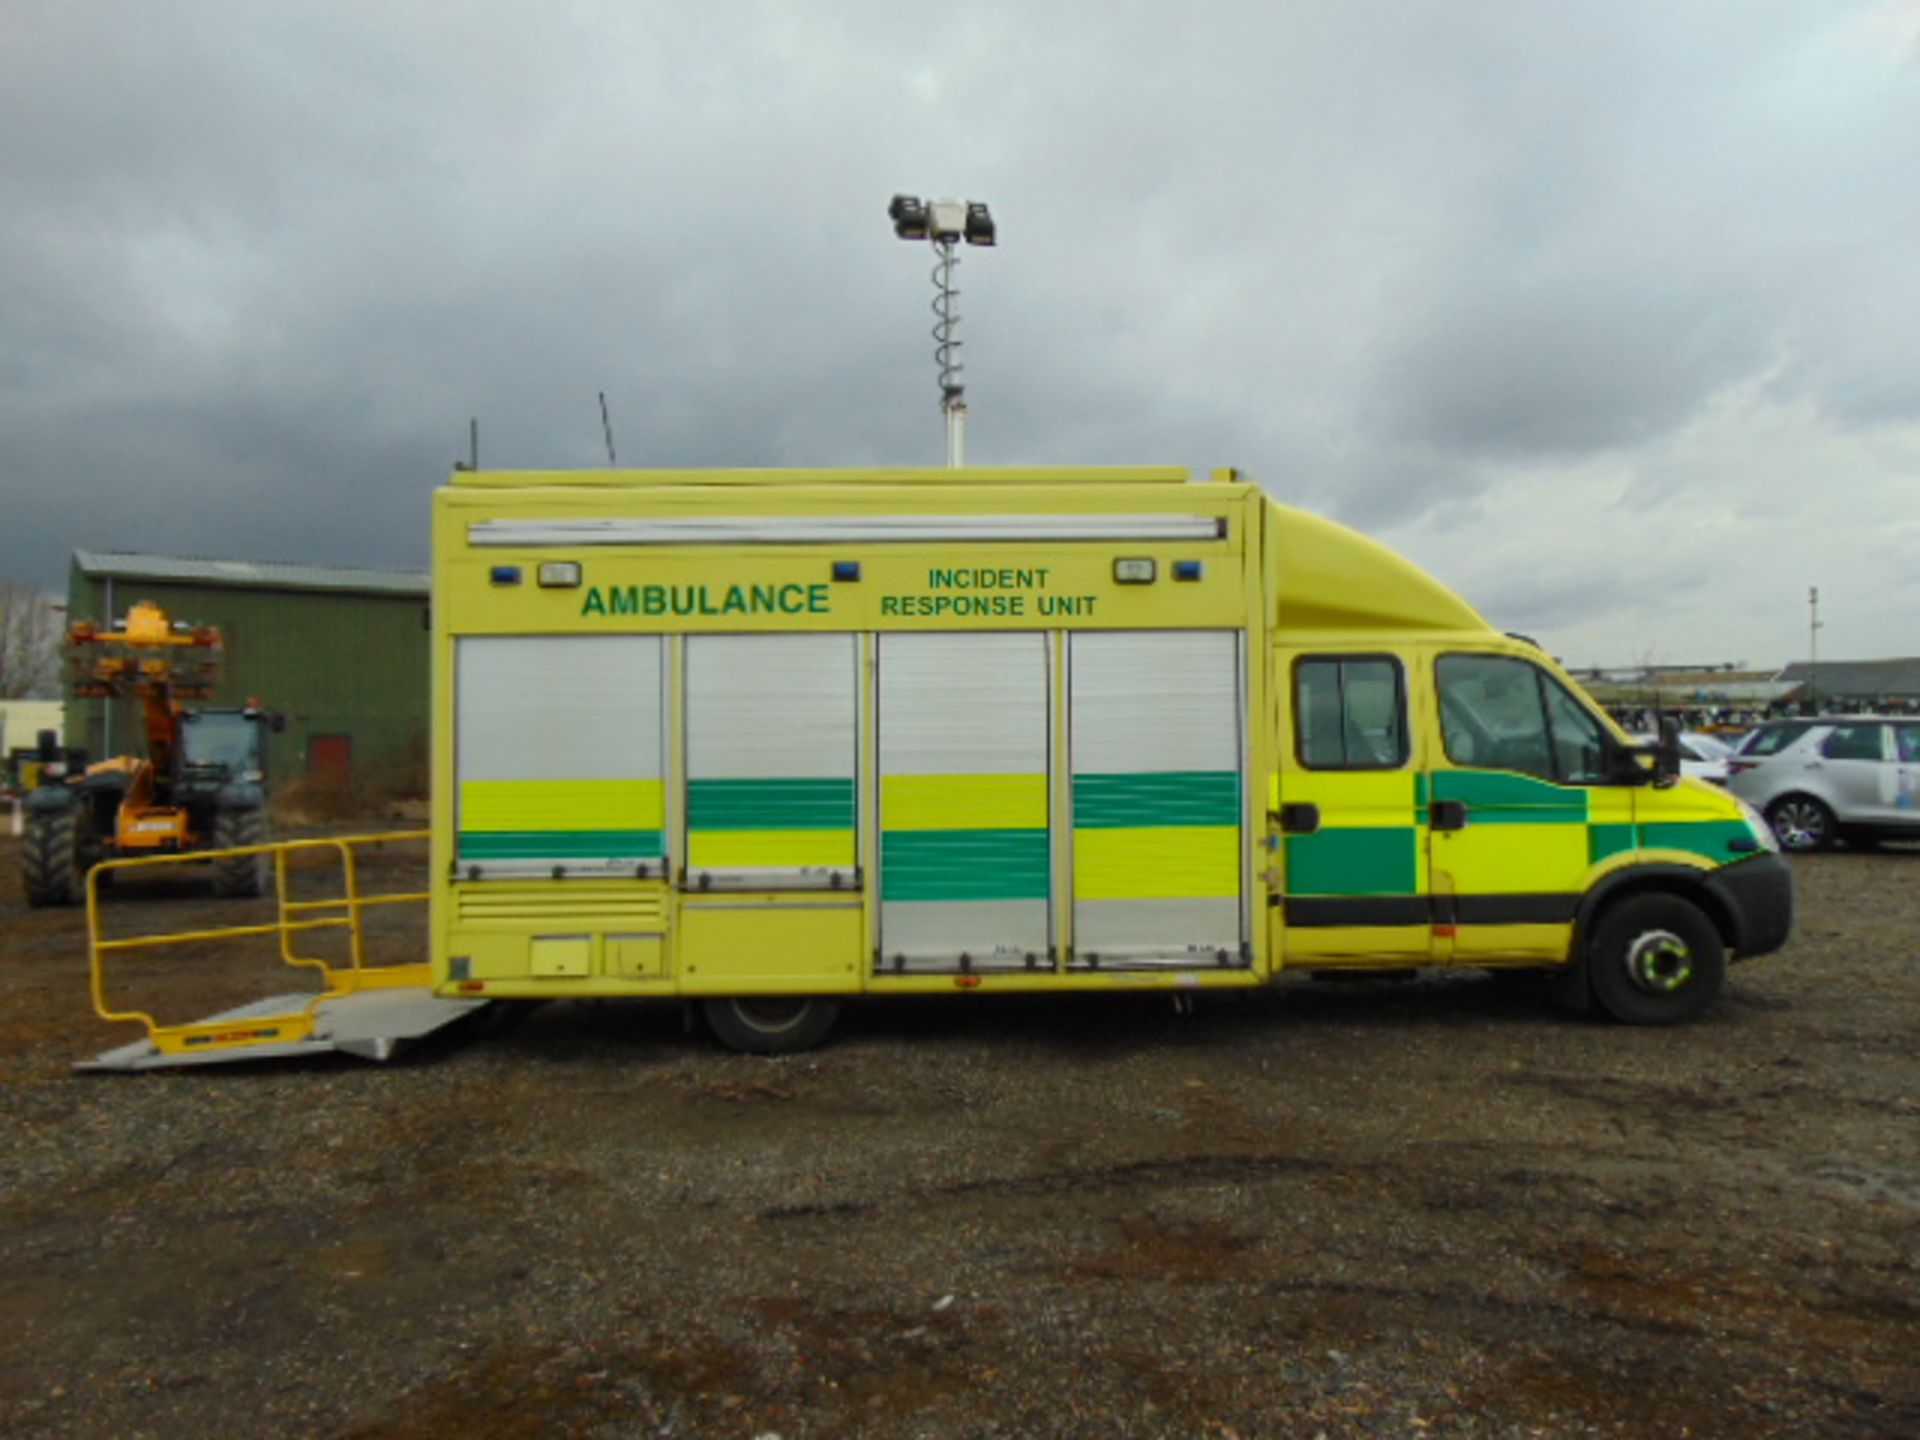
[210,807,268,897]
[1765,795,1834,852]
[22,807,82,907]
[1589,893,1726,1025]
[701,995,842,1054]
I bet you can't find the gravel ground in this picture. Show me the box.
[1,831,1916,1439]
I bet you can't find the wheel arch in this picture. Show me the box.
[1574,863,1738,959]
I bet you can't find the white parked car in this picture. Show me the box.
[1629,731,1733,786]
[1727,716,1920,851]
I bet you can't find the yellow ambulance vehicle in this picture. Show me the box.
[431,465,1791,1050]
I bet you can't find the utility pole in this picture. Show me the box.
[1808,585,1823,713]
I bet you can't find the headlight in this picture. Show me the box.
[1731,795,1779,854]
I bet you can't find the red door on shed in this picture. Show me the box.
[309,734,352,782]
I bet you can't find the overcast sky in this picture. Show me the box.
[4,1,1916,669]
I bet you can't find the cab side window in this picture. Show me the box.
[1436,654,1609,785]
[1295,656,1407,769]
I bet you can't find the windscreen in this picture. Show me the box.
[181,713,261,773]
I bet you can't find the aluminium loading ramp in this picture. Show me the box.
[77,979,488,1072]
[79,830,486,1073]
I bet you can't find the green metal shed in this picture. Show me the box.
[66,551,429,793]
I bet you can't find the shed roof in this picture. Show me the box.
[1773,658,1920,698]
[73,550,427,598]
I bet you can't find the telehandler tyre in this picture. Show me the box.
[23,807,82,907]
[210,807,268,898]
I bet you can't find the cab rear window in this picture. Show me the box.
[1294,656,1407,769]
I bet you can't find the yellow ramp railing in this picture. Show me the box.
[86,830,431,1060]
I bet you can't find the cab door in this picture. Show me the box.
[1273,650,1433,965]
[1426,651,1623,963]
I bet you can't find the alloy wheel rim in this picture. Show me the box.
[1626,929,1693,994]
[1773,801,1825,849]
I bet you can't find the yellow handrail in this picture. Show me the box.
[85,829,430,1057]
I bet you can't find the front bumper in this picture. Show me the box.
[1702,852,1794,961]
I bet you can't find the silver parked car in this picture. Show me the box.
[1727,716,1920,851]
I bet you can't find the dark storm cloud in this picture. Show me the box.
[2,0,1916,665]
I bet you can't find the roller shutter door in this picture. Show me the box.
[1068,630,1246,966]
[683,633,858,890]
[877,632,1051,971]
[455,635,666,878]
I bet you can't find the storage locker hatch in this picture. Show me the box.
[877,632,1051,972]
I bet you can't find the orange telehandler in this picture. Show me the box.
[22,601,280,906]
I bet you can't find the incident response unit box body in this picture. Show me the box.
[429,466,1790,1010]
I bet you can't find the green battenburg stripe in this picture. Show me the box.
[1431,770,1588,824]
[459,829,663,859]
[1286,828,1418,896]
[1589,823,1636,865]
[1639,819,1757,863]
[882,829,1050,901]
[1073,771,1241,829]
[688,778,855,831]
[1590,819,1758,865]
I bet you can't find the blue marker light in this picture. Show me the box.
[832,560,861,582]
[490,565,522,586]
[1173,560,1203,581]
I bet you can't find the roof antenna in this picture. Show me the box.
[598,392,618,465]
[454,417,479,472]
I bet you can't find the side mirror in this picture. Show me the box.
[1652,712,1683,787]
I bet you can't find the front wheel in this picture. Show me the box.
[701,995,842,1054]
[1765,795,1834,853]
[1589,894,1727,1025]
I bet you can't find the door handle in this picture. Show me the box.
[1430,799,1468,831]
[1276,802,1320,834]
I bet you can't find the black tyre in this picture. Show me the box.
[1765,794,1834,853]
[701,995,842,1054]
[22,807,82,907]
[1588,893,1726,1026]
[210,807,268,898]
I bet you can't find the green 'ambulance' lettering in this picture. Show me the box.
[578,582,832,619]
